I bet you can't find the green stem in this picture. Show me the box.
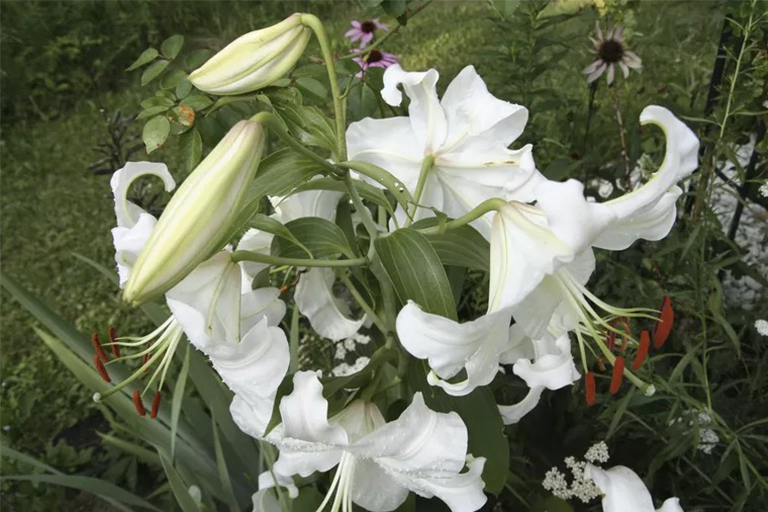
[337,272,387,334]
[231,251,366,268]
[417,198,506,235]
[404,156,435,227]
[300,14,347,161]
[289,304,300,374]
[250,112,339,175]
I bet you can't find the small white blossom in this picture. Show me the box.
[759,182,768,198]
[542,443,607,503]
[755,319,768,337]
[585,441,610,464]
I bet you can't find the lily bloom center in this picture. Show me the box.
[599,40,624,63]
[360,20,377,33]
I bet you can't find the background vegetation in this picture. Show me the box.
[1,0,766,510]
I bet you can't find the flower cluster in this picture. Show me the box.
[544,442,683,511]
[97,13,698,512]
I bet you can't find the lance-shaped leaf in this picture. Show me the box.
[374,228,457,321]
[272,217,356,260]
[412,218,490,271]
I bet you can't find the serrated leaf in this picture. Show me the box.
[272,217,354,259]
[411,218,490,271]
[126,47,159,71]
[374,229,457,320]
[142,115,171,153]
[141,60,170,85]
[161,35,185,59]
[178,129,203,172]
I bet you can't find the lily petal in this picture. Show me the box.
[497,386,544,424]
[404,456,487,512]
[294,268,366,341]
[488,201,573,313]
[586,464,665,512]
[440,65,529,153]
[237,227,275,288]
[396,302,512,396]
[512,331,580,390]
[381,64,447,154]
[110,162,175,229]
[274,371,347,477]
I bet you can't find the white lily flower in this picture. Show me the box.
[488,107,697,365]
[98,164,286,407]
[125,120,266,304]
[497,325,580,424]
[294,268,366,341]
[395,301,512,396]
[242,371,487,512]
[585,464,684,512]
[110,162,176,287]
[347,64,540,238]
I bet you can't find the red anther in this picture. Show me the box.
[150,391,162,419]
[132,390,146,416]
[92,332,109,362]
[141,353,150,372]
[585,372,596,406]
[653,296,674,349]
[93,354,111,383]
[108,326,120,358]
[632,331,651,370]
[279,285,289,295]
[606,330,617,353]
[610,356,625,394]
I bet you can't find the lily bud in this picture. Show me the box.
[123,120,265,305]
[189,13,311,95]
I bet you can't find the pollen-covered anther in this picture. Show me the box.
[93,354,111,383]
[585,372,596,405]
[92,332,109,362]
[605,329,617,353]
[132,390,146,417]
[150,391,162,419]
[609,357,625,394]
[653,296,674,349]
[632,331,650,370]
[108,325,120,358]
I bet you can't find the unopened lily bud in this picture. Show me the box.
[189,13,311,95]
[123,120,265,305]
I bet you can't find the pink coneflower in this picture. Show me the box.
[353,49,398,77]
[345,19,388,46]
[583,23,642,85]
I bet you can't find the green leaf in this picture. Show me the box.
[272,217,354,260]
[212,417,241,512]
[273,102,337,153]
[291,176,393,215]
[489,0,522,19]
[0,474,161,511]
[185,49,212,70]
[179,129,203,172]
[381,0,407,18]
[126,47,159,71]
[136,105,172,120]
[181,94,214,111]
[249,214,312,258]
[160,68,188,90]
[159,453,203,512]
[408,362,509,495]
[141,96,175,109]
[411,219,490,271]
[176,77,193,99]
[143,115,171,154]
[171,344,191,459]
[374,229,457,320]
[161,35,185,59]
[208,94,259,116]
[141,60,170,85]
[543,157,580,181]
[347,81,378,123]
[97,433,161,466]
[338,161,413,214]
[295,77,328,102]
